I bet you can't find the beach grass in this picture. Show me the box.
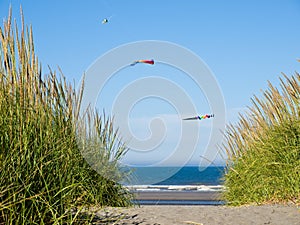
[0,9,132,224]
[222,71,300,205]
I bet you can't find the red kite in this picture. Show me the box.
[130,59,154,66]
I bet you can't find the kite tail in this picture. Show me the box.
[130,61,138,66]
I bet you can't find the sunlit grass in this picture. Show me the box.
[0,9,132,224]
[222,72,300,205]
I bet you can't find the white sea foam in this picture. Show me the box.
[125,185,224,192]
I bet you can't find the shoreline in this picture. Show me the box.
[127,185,223,205]
[132,190,223,206]
[132,190,222,201]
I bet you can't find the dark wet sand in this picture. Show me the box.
[133,191,221,201]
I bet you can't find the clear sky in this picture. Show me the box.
[1,0,300,167]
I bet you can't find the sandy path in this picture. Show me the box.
[91,204,300,225]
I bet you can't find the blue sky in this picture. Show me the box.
[1,0,300,167]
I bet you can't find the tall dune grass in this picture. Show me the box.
[0,9,131,224]
[222,72,300,205]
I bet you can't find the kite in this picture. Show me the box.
[102,18,109,24]
[130,59,154,66]
[183,114,214,121]
[101,15,114,24]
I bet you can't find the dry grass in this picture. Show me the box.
[222,71,300,205]
[0,8,132,224]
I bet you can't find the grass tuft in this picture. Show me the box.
[0,8,132,224]
[222,72,300,206]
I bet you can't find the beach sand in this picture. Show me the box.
[85,190,300,224]
[91,204,300,225]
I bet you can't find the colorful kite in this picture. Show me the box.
[183,114,214,121]
[130,59,154,66]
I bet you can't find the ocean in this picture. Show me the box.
[123,166,226,205]
[124,166,225,185]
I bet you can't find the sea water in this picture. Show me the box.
[122,166,226,205]
[123,166,225,185]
